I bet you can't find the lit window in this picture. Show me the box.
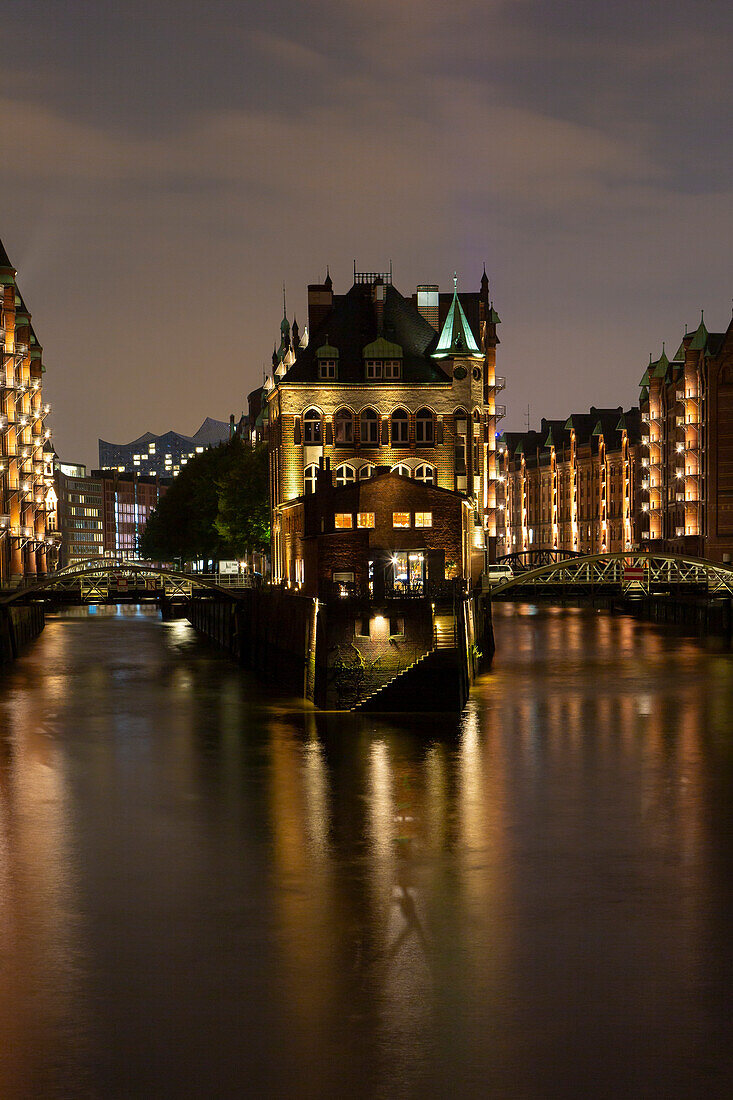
[304,465,318,494]
[391,408,409,444]
[195,446,204,453]
[304,409,321,444]
[415,512,432,527]
[335,513,353,529]
[414,464,435,485]
[334,408,354,444]
[393,512,410,528]
[357,512,375,528]
[360,407,379,445]
[416,408,434,444]
[335,464,356,486]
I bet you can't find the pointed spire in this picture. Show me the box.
[433,274,482,359]
[324,266,332,291]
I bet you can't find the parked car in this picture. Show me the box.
[482,563,514,590]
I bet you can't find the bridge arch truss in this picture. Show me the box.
[488,551,733,597]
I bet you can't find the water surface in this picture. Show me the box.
[1,604,732,1098]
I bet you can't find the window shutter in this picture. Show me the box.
[293,418,302,445]
[381,417,389,444]
[325,419,333,445]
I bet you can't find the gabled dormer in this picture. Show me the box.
[316,339,339,380]
[362,336,403,380]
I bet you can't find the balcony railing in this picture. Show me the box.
[0,514,10,528]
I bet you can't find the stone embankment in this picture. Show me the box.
[0,603,45,665]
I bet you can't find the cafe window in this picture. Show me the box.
[357,512,375,528]
[393,512,410,528]
[335,513,353,529]
[415,512,432,527]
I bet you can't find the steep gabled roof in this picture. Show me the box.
[0,236,13,270]
[281,281,451,384]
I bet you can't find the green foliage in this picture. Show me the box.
[215,442,270,556]
[139,439,269,564]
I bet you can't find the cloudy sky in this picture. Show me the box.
[1,0,731,465]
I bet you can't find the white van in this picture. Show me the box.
[482,563,514,590]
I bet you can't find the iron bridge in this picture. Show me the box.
[488,551,733,597]
[0,558,247,606]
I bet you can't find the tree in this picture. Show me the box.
[215,442,270,556]
[139,439,269,566]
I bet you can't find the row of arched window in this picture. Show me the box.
[302,407,436,446]
[304,463,436,493]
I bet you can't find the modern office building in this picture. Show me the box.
[56,463,168,565]
[99,417,233,478]
[56,465,104,566]
[638,312,733,562]
[265,267,504,588]
[0,235,55,585]
[497,407,643,557]
[94,468,169,559]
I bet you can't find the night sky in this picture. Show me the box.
[1,0,731,467]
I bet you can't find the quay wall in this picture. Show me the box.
[0,604,45,666]
[188,589,486,711]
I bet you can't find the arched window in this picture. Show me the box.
[360,407,379,445]
[415,464,435,485]
[303,408,321,444]
[473,408,481,423]
[334,407,354,445]
[304,464,318,494]
[359,464,376,480]
[391,407,409,445]
[416,408,434,445]
[335,464,356,486]
[392,464,411,478]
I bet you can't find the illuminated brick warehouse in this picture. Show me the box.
[497,407,643,557]
[0,236,55,585]
[264,266,504,590]
[639,312,733,562]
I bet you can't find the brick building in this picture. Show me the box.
[498,407,643,556]
[279,460,476,597]
[264,267,504,582]
[0,235,55,584]
[639,312,733,562]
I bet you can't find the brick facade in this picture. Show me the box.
[498,408,643,556]
[639,314,733,562]
[280,465,474,596]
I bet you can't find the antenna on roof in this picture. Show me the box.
[525,404,530,432]
[353,259,357,281]
[453,271,458,292]
[282,282,287,317]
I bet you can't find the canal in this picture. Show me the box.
[1,604,732,1098]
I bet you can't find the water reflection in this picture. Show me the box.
[0,604,731,1097]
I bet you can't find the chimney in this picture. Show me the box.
[416,284,439,330]
[308,270,333,333]
[373,277,385,334]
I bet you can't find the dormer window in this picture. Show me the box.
[316,341,339,380]
[363,337,403,381]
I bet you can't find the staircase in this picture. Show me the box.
[433,612,457,649]
[351,609,462,713]
[350,648,464,713]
